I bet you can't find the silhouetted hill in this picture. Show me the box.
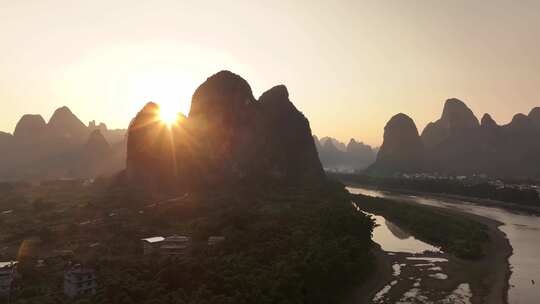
[421,98,479,149]
[319,139,343,167]
[0,131,13,146]
[314,136,376,172]
[13,114,48,141]
[48,106,89,142]
[0,132,14,170]
[126,71,324,192]
[0,107,127,181]
[126,102,176,190]
[367,113,424,174]
[85,129,111,155]
[420,99,483,174]
[89,120,125,144]
[346,139,376,167]
[313,135,322,151]
[259,85,324,181]
[319,136,347,151]
[529,107,540,129]
[480,113,497,128]
[369,99,540,177]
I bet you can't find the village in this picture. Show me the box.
[0,179,228,302]
[1,234,226,301]
[397,172,540,193]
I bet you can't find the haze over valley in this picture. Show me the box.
[1,1,540,304]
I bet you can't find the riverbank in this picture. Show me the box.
[346,181,540,216]
[348,188,512,304]
[459,208,512,304]
[346,243,393,303]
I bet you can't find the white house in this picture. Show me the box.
[141,236,165,255]
[0,261,17,298]
[141,235,191,256]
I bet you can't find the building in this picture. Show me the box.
[141,236,165,255]
[0,261,17,298]
[208,236,226,246]
[141,235,191,256]
[64,264,97,298]
[159,236,192,256]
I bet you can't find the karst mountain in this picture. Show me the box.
[126,70,324,192]
[0,107,126,181]
[368,99,540,177]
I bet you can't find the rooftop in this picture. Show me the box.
[0,261,17,269]
[141,236,165,243]
[164,235,191,242]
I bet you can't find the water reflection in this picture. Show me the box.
[348,186,540,304]
[361,209,440,254]
[386,220,411,240]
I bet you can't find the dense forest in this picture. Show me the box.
[3,181,376,304]
[351,193,489,259]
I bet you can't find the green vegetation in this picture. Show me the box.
[1,180,375,303]
[352,193,489,259]
[335,173,540,207]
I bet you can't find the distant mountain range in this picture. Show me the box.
[5,95,538,181]
[368,99,540,178]
[0,107,126,181]
[313,136,376,172]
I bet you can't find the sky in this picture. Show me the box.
[1,0,540,146]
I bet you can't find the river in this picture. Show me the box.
[348,186,540,304]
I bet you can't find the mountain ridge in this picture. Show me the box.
[368,99,540,177]
[0,106,127,181]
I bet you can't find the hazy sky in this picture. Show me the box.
[1,0,539,146]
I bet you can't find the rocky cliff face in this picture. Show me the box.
[367,113,424,174]
[126,71,324,192]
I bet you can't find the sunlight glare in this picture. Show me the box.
[159,104,180,125]
[129,71,195,125]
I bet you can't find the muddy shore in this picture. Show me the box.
[346,190,512,304]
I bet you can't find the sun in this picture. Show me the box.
[159,105,180,125]
[129,70,194,126]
